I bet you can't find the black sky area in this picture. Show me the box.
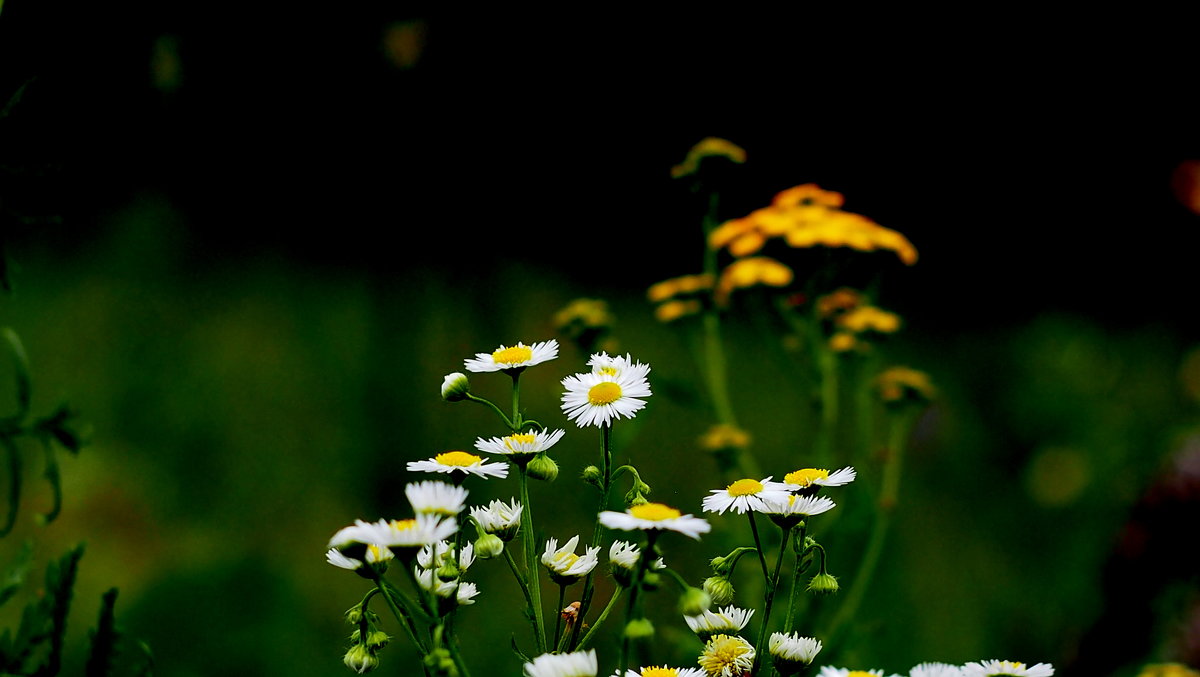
[2,6,1198,333]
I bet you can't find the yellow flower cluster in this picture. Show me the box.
[837,306,901,334]
[1138,665,1200,677]
[698,423,752,452]
[714,257,794,306]
[671,137,747,179]
[708,183,918,264]
[647,274,714,323]
[875,366,936,404]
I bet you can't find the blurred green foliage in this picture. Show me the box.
[2,202,1198,675]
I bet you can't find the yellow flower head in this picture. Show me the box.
[671,137,747,179]
[655,299,704,323]
[715,257,794,306]
[875,366,936,404]
[554,298,614,333]
[837,306,902,334]
[647,274,715,303]
[1138,664,1200,677]
[698,424,752,452]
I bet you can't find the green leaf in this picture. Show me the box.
[85,588,120,677]
[1,327,31,422]
[509,635,530,663]
[0,540,33,608]
[32,543,85,677]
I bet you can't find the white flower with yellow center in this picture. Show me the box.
[417,540,475,572]
[761,494,837,519]
[817,668,897,677]
[541,535,600,584]
[328,519,384,550]
[702,477,791,515]
[405,480,468,515]
[475,428,566,459]
[961,661,1054,677]
[413,566,480,605]
[783,467,857,490]
[599,503,712,540]
[910,664,964,677]
[464,339,559,373]
[561,356,652,428]
[685,605,755,642]
[523,649,598,677]
[358,514,458,549]
[325,544,393,571]
[698,634,755,677]
[407,451,509,479]
[469,498,523,541]
[614,667,706,677]
[587,351,638,378]
[769,633,822,675]
[608,540,665,570]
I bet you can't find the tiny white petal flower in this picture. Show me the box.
[359,514,458,549]
[587,352,641,378]
[327,519,382,550]
[600,503,711,540]
[417,540,474,572]
[701,477,792,515]
[405,480,469,515]
[455,581,480,605]
[961,660,1054,677]
[475,428,566,459]
[698,634,755,677]
[783,466,857,490]
[541,536,600,583]
[817,668,897,677]
[769,632,822,673]
[761,494,837,518]
[465,339,559,373]
[325,548,362,570]
[910,663,964,677]
[612,668,706,677]
[469,498,524,541]
[523,649,598,677]
[407,451,509,479]
[561,354,652,428]
[685,605,755,639]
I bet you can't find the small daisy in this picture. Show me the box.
[769,633,822,675]
[326,544,393,571]
[761,494,838,527]
[961,660,1054,677]
[358,514,458,550]
[698,634,755,677]
[701,477,791,515]
[613,668,706,677]
[817,668,898,677]
[783,467,857,491]
[405,480,469,516]
[561,355,652,427]
[413,567,480,605]
[465,339,559,373]
[541,535,600,585]
[475,429,567,459]
[469,498,523,541]
[587,351,639,378]
[599,503,711,540]
[407,451,509,479]
[524,649,598,677]
[910,664,964,677]
[328,519,384,550]
[608,540,665,570]
[417,540,475,572]
[684,606,755,642]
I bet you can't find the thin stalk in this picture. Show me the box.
[503,546,545,651]
[577,586,624,650]
[746,512,771,583]
[518,468,547,652]
[465,393,514,430]
[753,527,793,674]
[373,578,428,654]
[784,522,809,632]
[510,371,523,429]
[618,532,658,675]
[552,584,567,650]
[570,423,613,649]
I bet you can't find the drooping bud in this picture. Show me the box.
[440,372,470,402]
[624,618,655,639]
[526,453,559,482]
[436,561,460,582]
[343,644,380,674]
[581,465,603,489]
[422,648,459,677]
[703,575,736,606]
[679,587,712,616]
[474,533,504,559]
[807,572,839,595]
[364,630,391,650]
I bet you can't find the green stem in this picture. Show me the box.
[503,546,545,651]
[753,527,792,674]
[465,393,514,430]
[373,579,429,654]
[510,371,523,429]
[577,585,624,650]
[785,522,809,632]
[518,467,547,652]
[618,532,659,675]
[552,584,566,650]
[747,512,771,583]
[571,423,614,649]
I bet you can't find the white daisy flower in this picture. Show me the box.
[325,544,393,571]
[961,660,1054,677]
[761,494,837,525]
[407,451,509,479]
[685,606,755,642]
[698,634,755,677]
[405,480,469,516]
[910,664,965,677]
[701,477,792,515]
[475,428,567,458]
[541,535,600,584]
[817,668,897,677]
[612,667,706,677]
[523,649,598,677]
[469,498,523,541]
[417,540,475,572]
[327,519,384,550]
[465,339,559,373]
[608,540,665,586]
[783,466,857,490]
[413,567,480,605]
[587,351,639,378]
[769,633,822,675]
[599,503,712,540]
[358,514,458,549]
[560,356,652,428]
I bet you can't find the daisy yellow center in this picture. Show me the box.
[389,519,417,531]
[504,433,536,450]
[847,672,877,677]
[642,668,678,677]
[588,381,623,405]
[726,479,764,496]
[700,635,752,674]
[366,544,386,560]
[784,468,829,487]
[597,365,619,376]
[993,661,1025,673]
[551,552,579,568]
[629,503,682,521]
[492,345,532,365]
[435,451,481,467]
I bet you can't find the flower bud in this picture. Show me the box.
[807,572,839,595]
[474,533,504,559]
[440,373,470,402]
[365,630,391,650]
[526,453,559,482]
[436,562,460,582]
[623,618,655,639]
[703,575,736,606]
[581,465,603,488]
[343,644,380,674]
[422,648,459,677]
[679,587,712,616]
[344,605,364,625]
[641,571,662,591]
